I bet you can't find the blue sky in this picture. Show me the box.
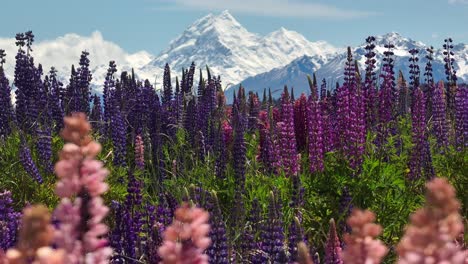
[1,0,467,54]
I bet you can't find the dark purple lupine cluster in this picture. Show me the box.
[162,63,172,106]
[294,94,308,152]
[205,193,229,264]
[76,51,92,114]
[307,94,324,174]
[408,48,420,89]
[261,191,286,263]
[408,87,428,180]
[424,46,435,85]
[455,86,467,149]
[278,86,299,177]
[19,140,43,184]
[90,94,103,134]
[288,216,304,263]
[232,98,247,188]
[36,126,53,174]
[111,107,127,167]
[443,38,458,86]
[0,190,20,251]
[0,50,13,138]
[46,67,65,132]
[432,81,449,148]
[247,92,260,132]
[103,61,118,138]
[122,172,144,263]
[363,36,378,129]
[320,78,327,100]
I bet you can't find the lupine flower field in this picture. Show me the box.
[0,32,467,263]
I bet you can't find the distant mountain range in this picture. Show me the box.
[1,10,466,98]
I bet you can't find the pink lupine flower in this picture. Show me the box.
[397,178,467,264]
[53,113,112,263]
[135,134,145,169]
[341,209,388,264]
[158,203,211,264]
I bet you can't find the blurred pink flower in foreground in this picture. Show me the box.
[397,178,467,264]
[158,203,211,264]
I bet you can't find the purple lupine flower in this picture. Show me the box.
[46,67,64,132]
[258,111,278,174]
[242,199,261,262]
[0,50,14,138]
[454,85,467,150]
[432,81,449,148]
[288,216,304,263]
[232,102,246,188]
[19,140,43,184]
[338,186,353,234]
[320,78,328,100]
[307,95,324,173]
[408,87,428,180]
[0,190,20,250]
[363,36,377,129]
[122,172,143,263]
[111,107,127,167]
[424,46,435,85]
[144,202,161,264]
[248,92,260,132]
[76,51,92,114]
[89,94,103,134]
[294,94,308,152]
[215,124,227,179]
[262,191,286,262]
[162,63,172,106]
[36,126,53,174]
[324,219,343,264]
[408,48,420,89]
[103,61,117,139]
[206,193,229,264]
[110,201,125,263]
[278,86,299,177]
[443,38,458,86]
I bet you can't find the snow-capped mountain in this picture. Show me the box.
[232,32,468,98]
[226,55,323,98]
[140,10,340,89]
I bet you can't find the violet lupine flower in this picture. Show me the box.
[408,49,420,90]
[408,88,428,181]
[19,141,43,184]
[432,81,449,148]
[158,203,211,264]
[262,191,286,263]
[205,193,228,264]
[0,50,14,138]
[278,86,300,177]
[54,113,112,263]
[162,63,172,106]
[248,92,260,132]
[232,102,246,188]
[76,51,92,114]
[0,190,20,251]
[307,95,324,174]
[443,38,458,87]
[241,199,261,262]
[90,94,103,134]
[122,172,143,263]
[363,36,377,129]
[320,78,327,100]
[397,178,466,264]
[46,67,65,132]
[324,219,343,264]
[109,201,125,263]
[135,134,145,170]
[103,61,117,139]
[424,46,435,85]
[341,209,388,264]
[338,187,353,234]
[288,216,304,263]
[215,125,227,179]
[455,86,467,150]
[111,107,127,167]
[36,126,53,174]
[294,94,308,152]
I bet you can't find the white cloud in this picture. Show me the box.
[155,0,376,19]
[0,31,154,86]
[448,0,468,4]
